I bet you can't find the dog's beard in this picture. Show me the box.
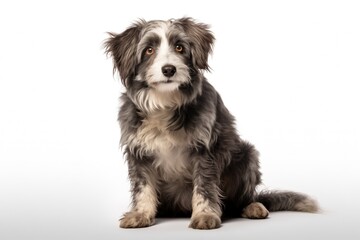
[134,66,191,110]
[132,87,185,112]
[132,64,191,111]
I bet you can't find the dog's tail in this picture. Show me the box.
[256,190,319,213]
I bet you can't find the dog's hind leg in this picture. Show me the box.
[241,202,269,219]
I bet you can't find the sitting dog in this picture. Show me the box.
[104,17,318,229]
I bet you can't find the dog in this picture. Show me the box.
[104,17,318,229]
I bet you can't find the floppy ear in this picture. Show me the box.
[104,22,143,86]
[176,18,215,71]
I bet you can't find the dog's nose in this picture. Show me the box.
[161,65,176,77]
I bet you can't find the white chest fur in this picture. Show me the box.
[131,110,192,181]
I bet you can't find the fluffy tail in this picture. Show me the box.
[256,190,319,213]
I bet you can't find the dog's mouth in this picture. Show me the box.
[151,79,175,85]
[148,79,182,92]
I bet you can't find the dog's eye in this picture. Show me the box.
[175,45,183,53]
[145,47,155,56]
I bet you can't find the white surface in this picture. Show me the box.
[1,0,359,239]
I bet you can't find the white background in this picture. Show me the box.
[1,0,360,239]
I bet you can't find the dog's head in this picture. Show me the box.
[105,18,214,110]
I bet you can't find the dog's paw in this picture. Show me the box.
[189,213,221,230]
[119,211,155,228]
[241,202,269,219]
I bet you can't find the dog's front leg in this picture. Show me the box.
[189,156,222,229]
[120,153,158,228]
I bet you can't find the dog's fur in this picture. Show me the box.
[104,18,318,229]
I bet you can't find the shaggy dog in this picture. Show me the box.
[104,17,318,229]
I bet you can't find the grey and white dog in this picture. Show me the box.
[105,18,318,229]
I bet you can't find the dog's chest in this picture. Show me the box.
[135,110,192,180]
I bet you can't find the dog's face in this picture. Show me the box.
[136,20,191,92]
[105,18,214,110]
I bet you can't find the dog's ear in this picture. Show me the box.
[104,22,143,86]
[176,18,215,71]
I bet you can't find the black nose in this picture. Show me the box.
[161,65,176,77]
